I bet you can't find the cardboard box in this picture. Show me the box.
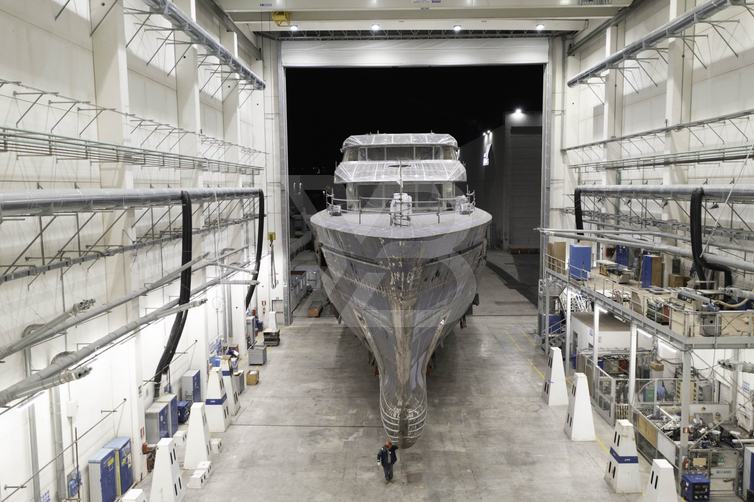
[668,274,689,287]
[245,370,259,386]
[547,241,567,273]
[641,255,664,287]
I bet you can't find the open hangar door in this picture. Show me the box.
[277,37,552,318]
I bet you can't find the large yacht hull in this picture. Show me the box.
[310,210,491,447]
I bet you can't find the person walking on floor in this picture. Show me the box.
[377,440,399,482]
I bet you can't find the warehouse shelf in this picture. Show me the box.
[562,107,754,161]
[0,188,261,284]
[567,143,754,172]
[560,207,754,252]
[543,257,754,351]
[0,78,265,166]
[0,127,261,175]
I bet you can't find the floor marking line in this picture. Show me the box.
[506,333,524,353]
[527,359,545,380]
[596,435,610,454]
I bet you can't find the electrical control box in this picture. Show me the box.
[66,469,81,498]
[181,369,201,403]
[569,244,592,280]
[641,254,664,288]
[104,437,133,496]
[145,402,170,444]
[177,400,191,424]
[680,472,710,502]
[88,448,117,502]
[156,393,179,437]
[615,245,630,267]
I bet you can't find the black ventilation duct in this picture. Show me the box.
[153,191,193,395]
[245,191,265,309]
[690,188,733,286]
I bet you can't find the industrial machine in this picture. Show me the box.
[680,472,710,501]
[88,448,117,502]
[156,393,179,436]
[181,369,201,403]
[177,400,191,424]
[145,402,170,444]
[103,437,133,496]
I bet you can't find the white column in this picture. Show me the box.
[174,0,210,400]
[219,29,250,357]
[565,288,573,376]
[680,349,692,473]
[662,0,693,281]
[89,0,145,479]
[730,349,740,424]
[601,24,624,229]
[628,322,637,406]
[592,305,601,393]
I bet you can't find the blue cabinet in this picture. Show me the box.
[641,254,663,288]
[145,402,170,444]
[88,448,117,502]
[615,245,629,266]
[569,244,592,280]
[104,437,133,496]
[156,393,179,437]
[181,369,201,403]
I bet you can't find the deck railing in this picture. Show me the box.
[323,190,476,225]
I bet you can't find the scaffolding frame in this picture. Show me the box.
[0,188,260,285]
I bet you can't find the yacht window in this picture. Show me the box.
[367,147,386,161]
[415,146,433,160]
[343,149,357,161]
[386,147,414,161]
[358,148,368,161]
[433,146,456,160]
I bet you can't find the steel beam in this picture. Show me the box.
[567,0,739,87]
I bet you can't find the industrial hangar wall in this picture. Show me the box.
[550,0,754,430]
[0,1,285,500]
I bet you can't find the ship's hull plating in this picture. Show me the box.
[310,210,490,447]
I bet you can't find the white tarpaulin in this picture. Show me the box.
[281,38,549,67]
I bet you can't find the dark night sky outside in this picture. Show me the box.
[285,65,544,176]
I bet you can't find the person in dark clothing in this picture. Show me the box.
[377,440,399,482]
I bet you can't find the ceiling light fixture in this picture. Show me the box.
[290,25,299,32]
[453,24,462,33]
[536,23,545,31]
[371,23,381,32]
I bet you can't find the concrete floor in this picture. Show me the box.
[177,265,657,501]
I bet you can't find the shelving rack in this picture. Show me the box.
[0,78,265,169]
[0,188,261,284]
[0,127,261,175]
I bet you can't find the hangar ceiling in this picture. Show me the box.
[216,0,635,36]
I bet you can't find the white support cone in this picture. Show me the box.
[220,357,240,416]
[266,310,278,332]
[150,438,184,502]
[563,372,595,441]
[122,489,146,502]
[542,347,568,406]
[205,368,230,433]
[605,419,641,493]
[641,459,677,502]
[183,403,211,470]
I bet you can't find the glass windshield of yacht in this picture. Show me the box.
[357,183,450,209]
[343,146,456,161]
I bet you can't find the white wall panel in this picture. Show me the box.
[281,38,549,67]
